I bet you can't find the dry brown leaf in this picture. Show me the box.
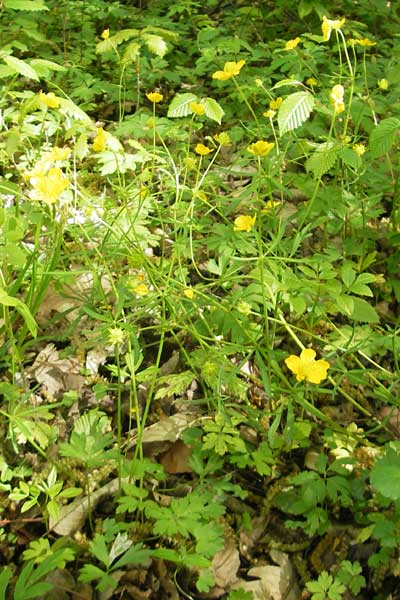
[27,343,85,397]
[159,440,192,474]
[211,539,240,589]
[231,550,300,600]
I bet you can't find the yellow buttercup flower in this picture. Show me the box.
[247,140,275,157]
[353,143,366,156]
[306,77,318,87]
[349,38,376,47]
[29,167,69,204]
[45,147,71,161]
[321,16,345,41]
[183,288,195,299]
[212,60,245,81]
[285,37,301,50]
[262,200,280,211]
[189,101,205,116]
[195,143,213,156]
[134,283,149,296]
[285,348,330,384]
[39,91,60,109]
[146,92,163,103]
[101,28,110,39]
[93,127,106,152]
[269,97,283,110]
[330,84,345,114]
[263,109,276,119]
[234,214,256,232]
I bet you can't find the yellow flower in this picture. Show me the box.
[214,131,231,146]
[93,127,106,152]
[212,60,245,81]
[45,147,71,161]
[262,200,280,211]
[195,143,213,156]
[234,214,256,232]
[349,38,376,47]
[146,92,163,103]
[285,348,330,384]
[254,78,263,87]
[39,91,60,109]
[108,327,125,345]
[101,28,110,39]
[183,288,195,299]
[321,16,346,41]
[134,283,149,296]
[189,101,205,116]
[330,84,345,114]
[263,109,276,118]
[247,140,275,156]
[353,143,366,156]
[30,167,69,204]
[285,37,301,50]
[269,97,283,110]
[378,78,389,90]
[306,77,318,86]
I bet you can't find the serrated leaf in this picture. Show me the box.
[278,91,314,135]
[371,449,400,499]
[2,55,39,81]
[369,117,400,158]
[167,93,198,118]
[202,97,224,124]
[351,297,379,323]
[30,59,67,76]
[143,34,168,57]
[122,41,141,64]
[306,141,339,178]
[4,0,48,10]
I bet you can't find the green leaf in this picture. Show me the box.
[350,297,379,323]
[371,448,400,500]
[278,91,314,135]
[0,287,37,337]
[167,93,198,118]
[2,55,39,81]
[4,0,48,10]
[0,567,12,600]
[143,34,168,57]
[369,117,400,158]
[202,97,224,124]
[306,141,339,178]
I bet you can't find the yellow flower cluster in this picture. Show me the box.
[28,167,70,204]
[212,60,245,81]
[330,84,345,114]
[190,101,205,116]
[285,348,330,384]
[353,143,366,157]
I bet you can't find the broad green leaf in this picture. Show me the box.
[351,297,379,323]
[4,0,48,9]
[30,59,67,76]
[202,97,224,124]
[143,34,168,57]
[0,567,12,600]
[370,448,400,499]
[122,41,141,64]
[306,141,339,178]
[278,91,314,135]
[167,92,198,118]
[369,117,400,158]
[2,55,39,81]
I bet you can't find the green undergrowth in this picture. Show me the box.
[0,0,400,598]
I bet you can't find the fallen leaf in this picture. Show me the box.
[159,440,192,474]
[211,539,240,589]
[27,344,85,397]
